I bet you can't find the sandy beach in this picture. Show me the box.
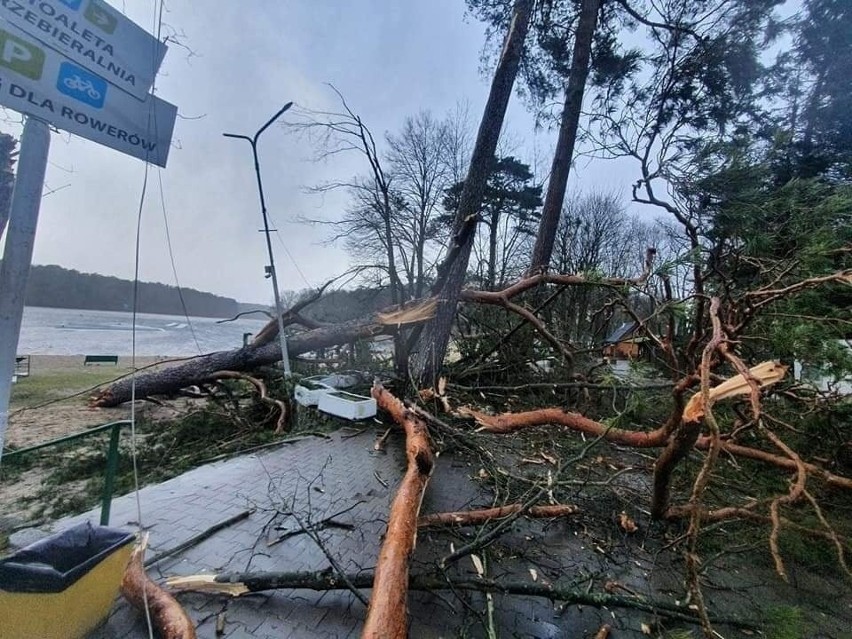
[7,354,187,449]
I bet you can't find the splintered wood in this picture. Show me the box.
[682,360,787,423]
[121,535,197,639]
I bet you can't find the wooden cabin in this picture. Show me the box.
[602,321,642,360]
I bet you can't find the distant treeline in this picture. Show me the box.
[22,264,240,318]
[299,287,394,324]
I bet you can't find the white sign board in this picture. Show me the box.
[0,23,175,166]
[0,0,165,100]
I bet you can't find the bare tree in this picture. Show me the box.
[552,192,658,345]
[289,87,404,307]
[386,111,454,299]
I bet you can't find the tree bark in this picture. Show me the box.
[418,503,579,527]
[121,539,196,639]
[487,211,499,289]
[92,315,390,407]
[528,0,603,273]
[460,405,668,446]
[650,416,702,519]
[411,0,534,389]
[362,383,435,639]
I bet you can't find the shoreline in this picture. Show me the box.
[21,354,192,372]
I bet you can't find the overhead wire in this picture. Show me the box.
[129,143,154,639]
[156,168,203,354]
[125,1,170,637]
[273,227,312,288]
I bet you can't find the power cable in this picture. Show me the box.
[156,168,203,353]
[273,227,312,288]
[125,2,169,638]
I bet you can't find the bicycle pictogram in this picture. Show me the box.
[63,74,102,100]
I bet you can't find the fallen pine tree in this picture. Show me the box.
[92,310,406,407]
[363,383,435,638]
[90,264,655,408]
[165,568,760,630]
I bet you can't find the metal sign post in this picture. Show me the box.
[0,0,176,463]
[0,116,50,465]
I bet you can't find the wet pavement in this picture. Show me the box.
[19,423,850,638]
[36,426,625,638]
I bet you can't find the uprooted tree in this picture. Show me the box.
[97,0,852,636]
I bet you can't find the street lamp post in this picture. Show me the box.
[224,102,293,374]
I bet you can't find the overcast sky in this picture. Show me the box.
[1,0,639,305]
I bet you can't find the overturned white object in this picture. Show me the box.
[293,379,334,407]
[317,391,377,420]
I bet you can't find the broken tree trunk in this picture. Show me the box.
[93,297,446,407]
[651,360,785,518]
[411,0,534,389]
[92,315,391,407]
[121,537,196,639]
[363,383,435,639]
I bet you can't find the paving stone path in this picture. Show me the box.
[21,423,845,637]
[41,427,519,638]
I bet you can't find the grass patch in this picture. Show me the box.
[765,605,804,639]
[10,368,130,409]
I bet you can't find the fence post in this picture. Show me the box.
[100,423,121,525]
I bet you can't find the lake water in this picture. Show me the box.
[17,306,271,356]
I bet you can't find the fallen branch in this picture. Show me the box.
[459,405,667,445]
[696,439,852,490]
[463,291,574,363]
[450,381,673,393]
[145,510,252,568]
[418,503,579,528]
[461,248,657,306]
[462,404,852,491]
[212,371,288,433]
[682,296,725,637]
[663,503,851,546]
[364,383,436,638]
[121,536,196,639]
[167,569,759,629]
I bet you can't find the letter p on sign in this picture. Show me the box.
[0,29,45,80]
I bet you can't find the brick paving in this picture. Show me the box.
[38,426,556,638]
[29,426,660,637]
[9,408,852,637]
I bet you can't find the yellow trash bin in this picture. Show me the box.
[0,522,135,639]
